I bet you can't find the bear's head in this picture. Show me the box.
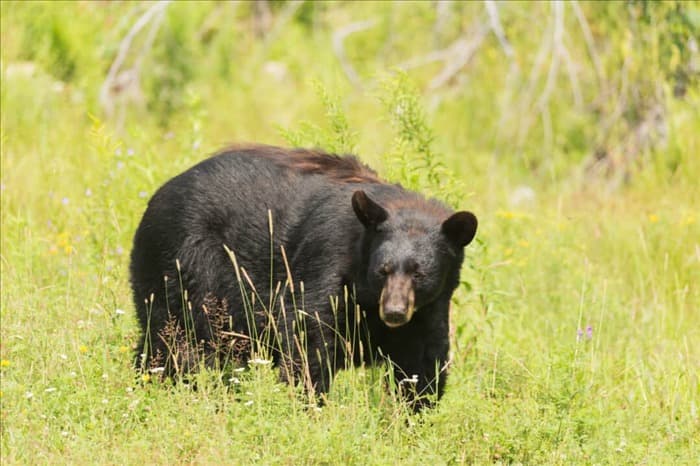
[352,190,477,328]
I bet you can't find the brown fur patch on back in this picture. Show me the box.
[383,195,452,219]
[221,144,383,184]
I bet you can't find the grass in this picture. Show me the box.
[2,1,699,464]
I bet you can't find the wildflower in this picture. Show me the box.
[115,308,125,316]
[85,188,92,197]
[0,359,9,367]
[127,148,135,156]
[118,346,129,354]
[115,148,122,156]
[115,246,124,256]
[648,214,659,223]
[518,240,530,248]
[117,161,125,170]
[61,197,70,206]
[141,374,151,383]
[680,215,695,226]
[78,345,88,354]
[138,191,148,199]
[248,358,272,366]
[577,325,593,342]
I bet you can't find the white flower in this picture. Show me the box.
[248,358,272,366]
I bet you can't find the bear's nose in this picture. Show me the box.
[381,306,411,328]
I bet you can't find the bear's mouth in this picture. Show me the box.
[378,275,416,328]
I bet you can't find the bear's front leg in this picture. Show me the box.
[384,306,450,412]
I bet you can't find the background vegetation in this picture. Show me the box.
[1,1,698,464]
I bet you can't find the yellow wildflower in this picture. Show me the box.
[141,374,151,383]
[496,210,516,219]
[0,359,10,367]
[78,345,88,354]
[648,214,659,223]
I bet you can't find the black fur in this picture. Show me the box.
[130,145,477,410]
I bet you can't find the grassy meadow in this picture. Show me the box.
[1,1,699,464]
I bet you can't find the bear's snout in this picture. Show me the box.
[379,274,416,328]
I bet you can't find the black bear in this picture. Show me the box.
[130,144,477,410]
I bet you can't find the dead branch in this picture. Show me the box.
[484,0,515,63]
[265,0,306,45]
[99,1,170,121]
[571,0,605,89]
[332,19,378,89]
[428,26,489,90]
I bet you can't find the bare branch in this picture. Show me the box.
[571,0,605,88]
[559,39,583,109]
[332,19,378,89]
[484,0,515,62]
[99,1,170,119]
[535,0,563,112]
[265,0,306,45]
[428,26,489,90]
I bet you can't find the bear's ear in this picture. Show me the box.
[441,211,478,247]
[352,190,389,229]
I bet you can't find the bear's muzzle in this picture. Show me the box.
[379,273,416,328]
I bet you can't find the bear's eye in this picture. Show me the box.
[379,263,392,276]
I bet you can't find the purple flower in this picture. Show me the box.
[62,197,70,206]
[577,325,593,342]
[127,148,135,156]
